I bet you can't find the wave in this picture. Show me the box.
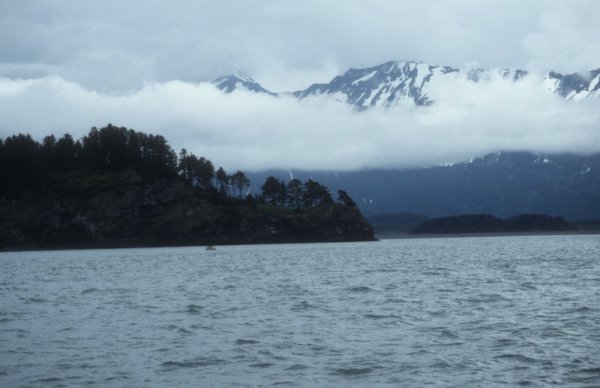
[347,286,374,292]
[160,358,225,370]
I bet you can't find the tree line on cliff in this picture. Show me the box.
[0,124,354,208]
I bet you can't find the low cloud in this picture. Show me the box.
[0,74,599,171]
[1,1,599,92]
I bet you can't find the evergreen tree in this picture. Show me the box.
[178,148,190,180]
[195,157,214,189]
[125,129,141,170]
[303,179,333,207]
[141,133,177,177]
[98,124,128,170]
[1,134,41,194]
[230,171,250,198]
[215,167,229,195]
[81,127,102,170]
[41,134,57,169]
[178,151,214,189]
[286,178,304,208]
[261,176,286,205]
[54,134,77,171]
[337,190,356,207]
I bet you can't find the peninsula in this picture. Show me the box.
[0,125,375,250]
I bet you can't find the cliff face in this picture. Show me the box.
[0,170,375,250]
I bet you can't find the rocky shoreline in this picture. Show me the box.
[0,172,375,251]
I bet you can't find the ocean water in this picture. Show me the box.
[1,235,599,387]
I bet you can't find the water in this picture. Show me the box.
[1,235,599,387]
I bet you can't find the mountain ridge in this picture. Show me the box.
[213,60,600,107]
[245,151,600,221]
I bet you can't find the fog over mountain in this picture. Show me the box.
[1,61,599,171]
[215,60,600,107]
[1,1,599,171]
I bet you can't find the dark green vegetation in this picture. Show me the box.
[366,212,592,237]
[410,214,575,235]
[0,125,374,250]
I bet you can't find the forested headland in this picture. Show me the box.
[0,124,375,250]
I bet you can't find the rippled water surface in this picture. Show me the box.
[1,235,600,387]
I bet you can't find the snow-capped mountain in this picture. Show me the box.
[292,61,458,107]
[213,73,275,95]
[213,61,600,107]
[545,68,600,101]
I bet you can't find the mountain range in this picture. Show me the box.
[213,60,600,108]
[246,151,600,221]
[215,60,600,221]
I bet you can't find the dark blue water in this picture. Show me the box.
[1,235,599,387]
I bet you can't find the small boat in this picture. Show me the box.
[206,245,216,250]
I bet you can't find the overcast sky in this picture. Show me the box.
[1,1,599,170]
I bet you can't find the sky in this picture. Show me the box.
[1,0,599,171]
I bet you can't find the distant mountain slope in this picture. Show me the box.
[246,152,600,221]
[213,60,600,107]
[213,73,276,95]
[292,61,458,107]
[214,63,600,221]
[546,68,600,100]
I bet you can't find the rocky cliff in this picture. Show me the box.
[0,170,375,250]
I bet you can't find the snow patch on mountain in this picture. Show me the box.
[213,61,600,108]
[292,60,460,108]
[213,74,276,95]
[351,70,378,85]
[545,69,600,101]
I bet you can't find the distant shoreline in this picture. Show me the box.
[1,231,596,252]
[377,230,600,240]
[0,237,379,253]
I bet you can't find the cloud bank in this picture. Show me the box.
[1,73,598,171]
[1,1,599,92]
